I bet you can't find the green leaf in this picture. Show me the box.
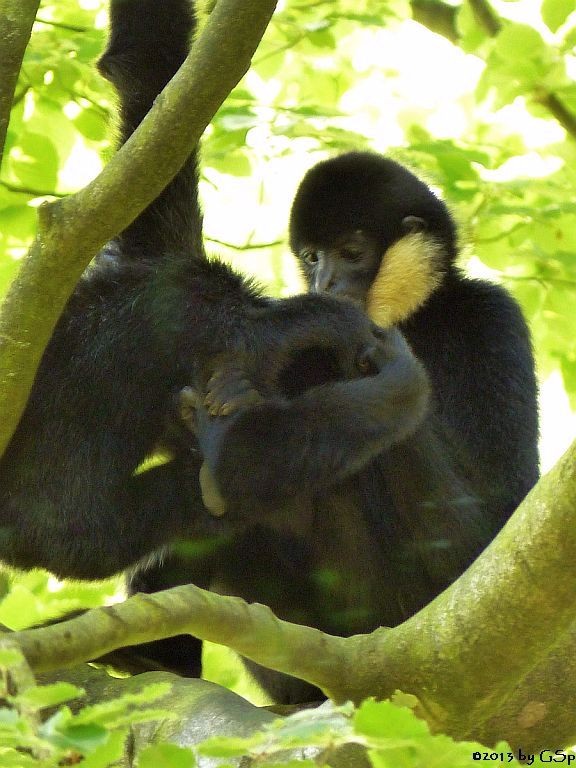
[81,730,127,768]
[494,23,547,63]
[560,356,576,409]
[55,723,110,752]
[72,682,172,726]
[542,0,574,32]
[199,733,264,758]
[139,743,196,768]
[0,647,25,668]
[307,29,336,49]
[31,98,78,160]
[369,747,418,768]
[6,132,59,191]
[264,705,353,748]
[336,13,388,24]
[74,107,107,141]
[0,749,37,767]
[0,708,20,725]
[17,682,84,710]
[208,151,252,177]
[354,699,429,741]
[0,206,38,244]
[478,22,557,106]
[265,762,316,768]
[456,3,490,53]
[0,584,49,630]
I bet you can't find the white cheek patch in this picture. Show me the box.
[366,232,444,327]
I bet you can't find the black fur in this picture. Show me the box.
[1,0,538,707]
[0,1,422,585]
[154,160,540,703]
[114,5,537,704]
[289,152,539,522]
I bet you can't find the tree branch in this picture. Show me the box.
[0,0,40,171]
[4,583,350,697]
[535,91,576,138]
[0,0,278,457]
[410,0,576,140]
[8,439,576,749]
[467,0,501,36]
[410,0,458,44]
[344,438,576,748]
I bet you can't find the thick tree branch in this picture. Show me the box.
[7,439,576,749]
[0,0,40,171]
[344,438,576,747]
[0,0,278,456]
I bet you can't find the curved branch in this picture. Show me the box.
[5,583,350,698]
[344,438,576,746]
[0,0,278,456]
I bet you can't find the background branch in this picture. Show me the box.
[0,0,40,171]
[410,0,458,44]
[467,0,501,36]
[0,0,278,457]
[410,0,576,140]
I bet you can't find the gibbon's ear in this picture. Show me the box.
[366,232,444,327]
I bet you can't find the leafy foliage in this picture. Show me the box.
[0,0,575,762]
[0,659,527,768]
[166,698,524,767]
[0,570,120,631]
[0,648,173,766]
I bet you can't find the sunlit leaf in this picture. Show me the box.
[139,743,195,768]
[17,682,84,710]
[7,132,59,190]
[542,0,574,32]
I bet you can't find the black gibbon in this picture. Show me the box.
[0,1,425,587]
[1,0,539,706]
[288,150,539,524]
[155,156,540,701]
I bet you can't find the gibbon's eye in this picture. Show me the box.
[302,249,319,265]
[401,215,427,234]
[341,247,363,262]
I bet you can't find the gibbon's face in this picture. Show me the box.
[299,229,381,305]
[290,152,455,327]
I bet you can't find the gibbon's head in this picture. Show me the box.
[289,151,458,327]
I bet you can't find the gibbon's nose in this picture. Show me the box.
[313,257,336,293]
